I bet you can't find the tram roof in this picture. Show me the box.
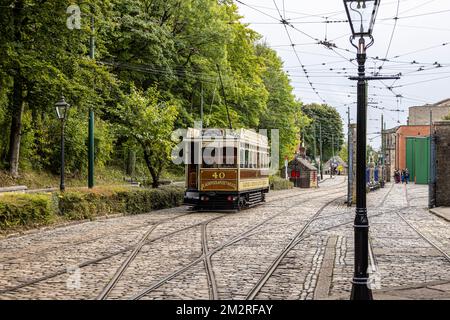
[185,128,269,145]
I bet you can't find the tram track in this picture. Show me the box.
[398,185,450,263]
[245,182,396,300]
[96,185,348,300]
[0,178,346,266]
[129,191,348,300]
[245,195,345,300]
[0,182,345,296]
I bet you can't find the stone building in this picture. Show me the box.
[434,121,450,207]
[382,126,398,182]
[408,99,450,125]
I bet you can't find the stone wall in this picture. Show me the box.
[409,106,450,126]
[434,121,450,207]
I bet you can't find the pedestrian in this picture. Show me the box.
[394,170,400,183]
[401,170,405,184]
[405,168,410,184]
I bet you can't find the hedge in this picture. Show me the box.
[0,194,54,229]
[0,186,184,231]
[57,186,184,220]
[270,176,294,191]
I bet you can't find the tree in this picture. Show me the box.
[0,0,117,176]
[339,143,348,163]
[256,44,309,164]
[302,104,345,162]
[115,86,178,188]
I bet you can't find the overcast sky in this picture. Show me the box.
[235,0,450,149]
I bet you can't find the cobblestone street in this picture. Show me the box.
[0,176,449,300]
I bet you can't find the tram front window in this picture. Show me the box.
[202,147,237,168]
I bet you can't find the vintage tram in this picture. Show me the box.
[183,128,270,210]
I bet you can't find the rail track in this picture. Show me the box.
[245,195,345,300]
[129,191,348,300]
[244,182,396,300]
[0,177,346,265]
[0,180,346,296]
[398,185,450,263]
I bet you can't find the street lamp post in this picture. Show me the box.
[343,0,381,300]
[55,96,71,192]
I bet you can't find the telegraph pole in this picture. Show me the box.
[313,123,317,165]
[88,9,95,189]
[380,114,384,187]
[347,106,352,206]
[331,133,335,178]
[200,83,204,130]
[319,123,323,180]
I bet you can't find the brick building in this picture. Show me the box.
[395,125,431,171]
[408,99,450,125]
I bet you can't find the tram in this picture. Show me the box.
[183,128,270,210]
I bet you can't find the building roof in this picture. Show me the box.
[289,157,317,171]
[324,156,348,168]
[410,98,450,109]
[434,98,450,107]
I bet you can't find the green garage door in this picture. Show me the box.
[406,137,430,185]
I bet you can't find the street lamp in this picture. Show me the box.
[343,0,381,301]
[55,96,70,192]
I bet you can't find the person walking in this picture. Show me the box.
[394,170,400,183]
[401,170,405,184]
[405,168,410,184]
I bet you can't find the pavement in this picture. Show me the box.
[430,207,450,222]
[373,281,450,300]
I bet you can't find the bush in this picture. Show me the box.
[270,176,294,191]
[0,194,54,229]
[0,186,185,231]
[57,186,184,220]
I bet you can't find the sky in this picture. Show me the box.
[235,0,450,149]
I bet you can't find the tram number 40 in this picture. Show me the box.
[212,172,226,179]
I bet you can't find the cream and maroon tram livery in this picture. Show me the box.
[183,128,270,210]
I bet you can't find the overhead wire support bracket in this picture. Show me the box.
[348,75,401,81]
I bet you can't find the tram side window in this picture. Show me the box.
[202,147,237,168]
[223,147,237,168]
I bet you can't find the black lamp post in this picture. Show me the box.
[343,0,381,300]
[55,96,70,192]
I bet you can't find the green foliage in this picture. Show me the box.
[270,176,294,191]
[114,86,178,187]
[0,0,331,187]
[57,186,184,220]
[0,194,54,229]
[257,44,309,164]
[339,144,348,163]
[302,104,345,161]
[0,186,184,231]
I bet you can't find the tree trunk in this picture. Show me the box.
[8,74,24,178]
[8,1,25,178]
[142,147,160,188]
